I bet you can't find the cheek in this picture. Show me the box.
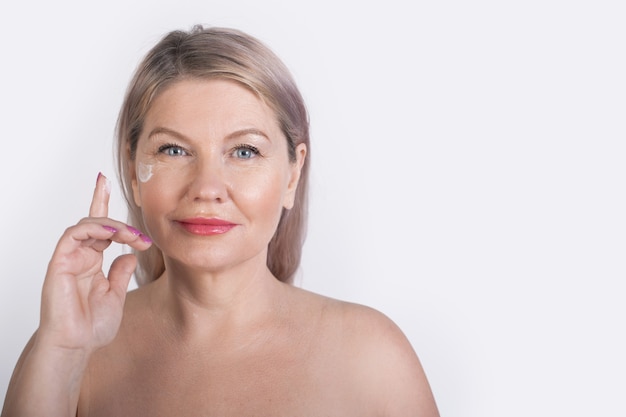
[239,170,290,222]
[134,159,291,224]
[134,161,186,210]
[137,162,154,183]
[136,160,182,185]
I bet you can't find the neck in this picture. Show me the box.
[148,257,286,338]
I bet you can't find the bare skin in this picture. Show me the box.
[77,273,438,416]
[2,79,439,417]
[2,173,152,417]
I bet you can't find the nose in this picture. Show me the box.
[186,155,229,203]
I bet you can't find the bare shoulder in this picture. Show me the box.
[290,286,420,358]
[337,301,440,416]
[288,287,421,359]
[288,287,440,416]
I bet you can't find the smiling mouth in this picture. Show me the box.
[176,218,237,236]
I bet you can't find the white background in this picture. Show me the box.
[1,1,624,416]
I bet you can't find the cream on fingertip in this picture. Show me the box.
[98,172,112,194]
[104,177,111,194]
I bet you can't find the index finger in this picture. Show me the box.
[89,172,111,218]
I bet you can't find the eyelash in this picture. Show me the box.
[233,144,260,159]
[156,143,260,158]
[157,143,187,156]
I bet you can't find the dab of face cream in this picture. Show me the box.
[137,163,154,183]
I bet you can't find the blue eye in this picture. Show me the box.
[158,144,187,157]
[233,145,259,159]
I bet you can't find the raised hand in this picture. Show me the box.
[37,173,152,354]
[1,173,153,417]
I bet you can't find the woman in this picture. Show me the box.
[2,26,439,416]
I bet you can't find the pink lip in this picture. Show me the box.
[176,217,237,236]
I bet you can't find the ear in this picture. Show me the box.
[283,143,307,210]
[129,159,142,208]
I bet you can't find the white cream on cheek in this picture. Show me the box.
[137,162,154,183]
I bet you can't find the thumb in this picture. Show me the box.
[107,254,137,299]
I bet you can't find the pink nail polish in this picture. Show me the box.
[127,226,142,236]
[102,225,118,233]
[140,234,153,244]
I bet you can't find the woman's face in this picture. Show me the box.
[130,78,306,274]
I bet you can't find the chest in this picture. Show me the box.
[79,338,369,416]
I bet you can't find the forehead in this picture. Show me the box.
[143,78,281,137]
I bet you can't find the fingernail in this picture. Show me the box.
[102,225,118,233]
[127,226,142,236]
[127,225,151,243]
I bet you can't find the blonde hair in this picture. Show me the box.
[115,25,310,285]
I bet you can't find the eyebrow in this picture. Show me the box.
[147,127,187,141]
[225,128,271,142]
[147,127,271,142]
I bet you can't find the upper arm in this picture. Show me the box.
[2,331,37,414]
